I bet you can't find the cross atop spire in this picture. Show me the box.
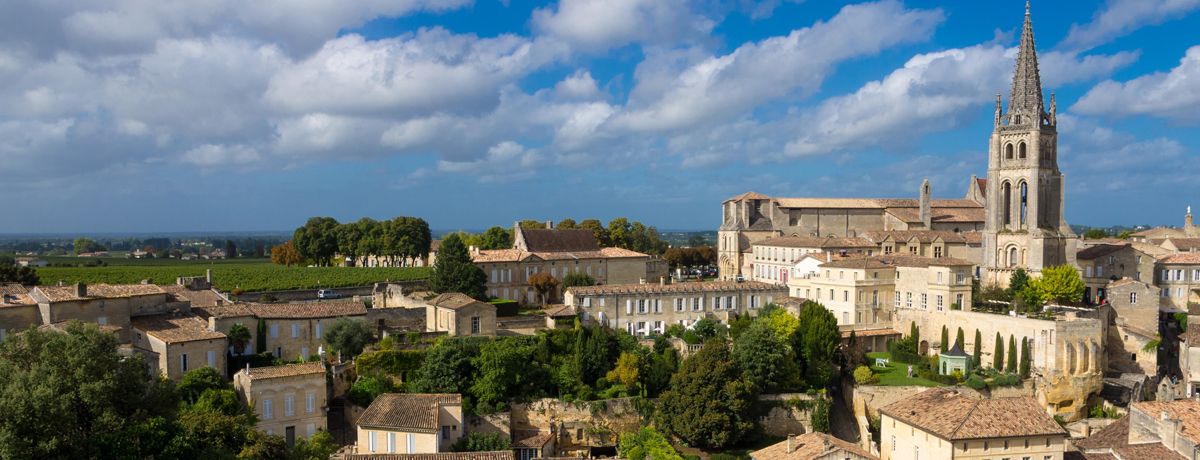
[1008,0,1044,125]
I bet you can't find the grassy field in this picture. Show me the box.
[35,259,430,292]
[866,352,942,387]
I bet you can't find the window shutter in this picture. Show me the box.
[626,299,632,314]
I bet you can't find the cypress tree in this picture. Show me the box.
[993,332,1004,369]
[941,325,949,351]
[955,327,965,350]
[1019,337,1031,378]
[1006,335,1018,372]
[973,329,982,367]
[910,321,919,342]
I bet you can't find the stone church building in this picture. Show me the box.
[720,3,1075,285]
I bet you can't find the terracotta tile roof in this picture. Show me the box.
[543,305,577,317]
[724,191,774,202]
[976,178,987,196]
[880,388,1065,441]
[0,284,34,307]
[1112,443,1185,459]
[40,321,124,334]
[472,246,648,263]
[1168,238,1200,251]
[357,393,461,432]
[345,452,513,460]
[1134,227,1188,239]
[819,255,975,269]
[34,283,166,302]
[512,430,554,448]
[885,206,985,224]
[566,280,785,297]
[775,198,885,209]
[518,229,600,252]
[428,293,492,311]
[1159,253,1200,265]
[755,236,877,249]
[1074,417,1129,451]
[1077,244,1129,260]
[242,362,326,380]
[1131,399,1200,444]
[247,302,367,319]
[162,285,229,308]
[131,314,226,344]
[192,304,256,319]
[750,432,877,460]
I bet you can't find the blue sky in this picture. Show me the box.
[1,0,1198,233]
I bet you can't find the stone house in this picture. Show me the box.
[355,393,464,454]
[196,302,369,360]
[879,388,1067,460]
[1180,315,1200,397]
[1156,253,1200,311]
[27,283,177,343]
[1130,207,1197,245]
[423,293,496,337]
[563,280,788,336]
[787,255,973,327]
[471,223,665,305]
[750,432,877,460]
[1076,243,1159,304]
[0,284,37,342]
[1076,399,1200,459]
[131,313,228,380]
[233,361,328,447]
[749,236,877,285]
[863,230,982,263]
[1105,278,1162,375]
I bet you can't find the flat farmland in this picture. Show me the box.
[35,259,429,292]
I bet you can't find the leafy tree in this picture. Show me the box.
[453,432,511,452]
[224,240,238,258]
[0,256,38,285]
[270,241,302,267]
[797,301,840,388]
[657,340,756,449]
[528,272,560,305]
[1083,228,1109,239]
[73,237,106,254]
[1007,268,1030,299]
[575,326,612,387]
[193,388,249,418]
[561,272,596,288]
[618,427,683,460]
[909,321,920,346]
[292,217,340,265]
[731,320,800,392]
[811,395,831,433]
[579,219,610,246]
[178,367,228,405]
[1019,337,1031,379]
[470,338,542,414]
[1007,335,1018,372]
[1033,264,1087,304]
[1117,230,1134,239]
[940,325,949,350]
[429,234,488,300]
[955,327,965,350]
[973,329,982,366]
[290,430,339,460]
[643,342,679,398]
[691,317,724,341]
[853,365,876,385]
[228,323,252,355]
[555,219,578,229]
[237,429,288,459]
[410,338,482,398]
[607,218,632,249]
[763,307,801,340]
[347,376,395,407]
[336,218,376,262]
[324,318,375,358]
[994,333,1004,370]
[606,351,641,389]
[0,322,177,458]
[479,226,512,250]
[728,312,755,339]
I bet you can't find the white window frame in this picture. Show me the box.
[263,399,274,420]
[306,392,316,413]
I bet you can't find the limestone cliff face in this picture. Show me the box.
[1038,372,1103,422]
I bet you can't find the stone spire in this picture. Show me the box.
[1008,0,1044,125]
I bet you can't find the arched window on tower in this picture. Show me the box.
[1019,181,1028,227]
[1002,182,1012,227]
[1019,142,1027,159]
[1005,144,1014,160]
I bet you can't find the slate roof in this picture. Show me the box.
[518,229,599,252]
[567,280,784,297]
[242,362,326,380]
[357,393,461,432]
[246,302,367,319]
[879,388,1066,441]
[345,453,514,460]
[750,432,878,460]
[131,314,226,344]
[34,283,166,302]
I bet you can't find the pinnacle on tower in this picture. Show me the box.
[1009,0,1044,125]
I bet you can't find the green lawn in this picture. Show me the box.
[35,261,430,292]
[865,352,942,387]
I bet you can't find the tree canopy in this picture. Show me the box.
[656,340,756,449]
[1033,264,1086,304]
[0,256,38,285]
[429,233,488,300]
[292,217,340,265]
[323,318,375,358]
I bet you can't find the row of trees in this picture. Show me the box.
[0,323,337,459]
[662,246,716,269]
[290,216,432,266]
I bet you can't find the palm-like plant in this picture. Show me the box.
[228,323,252,355]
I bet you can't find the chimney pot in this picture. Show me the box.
[206,269,213,283]
[787,434,795,453]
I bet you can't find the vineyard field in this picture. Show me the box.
[35,262,430,292]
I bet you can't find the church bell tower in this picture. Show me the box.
[982,1,1075,286]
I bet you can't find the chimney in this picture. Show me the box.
[1186,206,1195,236]
[545,220,553,229]
[919,178,932,228]
[659,276,666,286]
[787,434,796,453]
[206,269,213,283]
[75,283,87,298]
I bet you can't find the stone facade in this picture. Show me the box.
[423,293,497,337]
[355,393,463,454]
[563,281,788,336]
[1076,243,1158,304]
[131,314,228,380]
[980,5,1077,287]
[233,362,328,446]
[1155,253,1200,311]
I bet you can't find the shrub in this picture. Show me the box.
[347,376,394,407]
[453,432,511,452]
[965,374,986,390]
[853,365,876,385]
